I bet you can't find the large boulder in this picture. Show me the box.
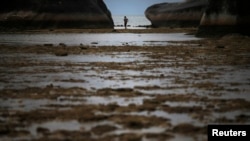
[145,0,208,27]
[197,0,250,37]
[0,0,114,30]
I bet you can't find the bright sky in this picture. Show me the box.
[104,0,184,15]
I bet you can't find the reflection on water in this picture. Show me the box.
[0,52,249,101]
[0,33,249,141]
[0,33,199,46]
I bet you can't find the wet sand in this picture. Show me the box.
[0,28,250,141]
[1,27,197,34]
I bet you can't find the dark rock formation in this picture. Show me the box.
[197,0,250,37]
[0,0,114,30]
[145,0,208,27]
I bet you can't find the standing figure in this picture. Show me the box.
[124,16,128,29]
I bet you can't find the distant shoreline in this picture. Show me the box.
[0,27,197,34]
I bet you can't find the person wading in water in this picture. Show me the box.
[124,16,128,29]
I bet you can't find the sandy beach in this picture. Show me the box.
[0,28,250,141]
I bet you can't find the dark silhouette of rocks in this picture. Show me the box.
[197,0,250,37]
[0,0,114,30]
[145,0,208,27]
[145,0,250,37]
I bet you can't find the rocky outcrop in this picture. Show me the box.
[145,0,208,27]
[0,0,114,30]
[197,0,250,37]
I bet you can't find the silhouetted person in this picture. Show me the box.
[124,16,128,29]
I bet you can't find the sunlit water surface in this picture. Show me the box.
[0,33,199,46]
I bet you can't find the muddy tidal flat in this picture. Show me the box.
[0,28,250,141]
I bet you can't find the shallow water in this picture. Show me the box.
[0,36,249,141]
[0,52,249,100]
[0,33,199,46]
